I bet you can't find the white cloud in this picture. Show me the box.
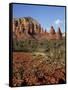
[55,19,63,25]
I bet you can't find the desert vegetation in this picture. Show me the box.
[12,38,66,86]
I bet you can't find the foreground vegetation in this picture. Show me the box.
[12,38,66,86]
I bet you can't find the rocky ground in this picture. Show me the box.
[12,51,66,87]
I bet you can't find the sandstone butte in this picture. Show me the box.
[12,17,63,40]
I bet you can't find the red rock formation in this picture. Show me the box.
[49,26,56,40]
[44,29,47,34]
[50,26,55,34]
[56,27,62,40]
[12,17,63,40]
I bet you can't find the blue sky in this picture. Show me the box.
[13,4,66,32]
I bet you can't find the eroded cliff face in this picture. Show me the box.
[12,17,42,40]
[56,27,62,40]
[48,26,62,40]
[12,17,62,40]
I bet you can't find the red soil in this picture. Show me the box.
[12,52,66,86]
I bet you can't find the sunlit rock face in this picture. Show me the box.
[12,17,63,40]
[56,27,62,40]
[12,17,42,40]
[49,26,56,40]
[43,26,62,40]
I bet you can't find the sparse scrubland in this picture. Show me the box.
[12,38,66,86]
